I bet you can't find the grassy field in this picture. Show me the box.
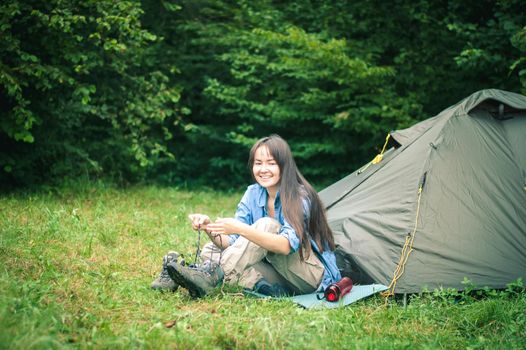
[1,183,525,349]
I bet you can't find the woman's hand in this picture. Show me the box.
[206,218,248,235]
[188,214,211,231]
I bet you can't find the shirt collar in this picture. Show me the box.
[256,185,266,208]
[256,184,281,208]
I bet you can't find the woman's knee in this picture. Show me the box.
[252,217,281,234]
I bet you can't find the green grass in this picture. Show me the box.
[1,182,525,349]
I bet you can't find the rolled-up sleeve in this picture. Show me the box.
[278,217,301,253]
[278,197,310,253]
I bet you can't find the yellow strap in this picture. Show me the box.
[382,185,423,298]
[372,134,391,164]
[358,133,391,174]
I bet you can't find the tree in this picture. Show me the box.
[2,0,525,188]
[0,0,182,186]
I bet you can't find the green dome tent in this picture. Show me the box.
[320,89,526,294]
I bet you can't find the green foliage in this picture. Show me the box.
[144,0,525,188]
[414,278,525,306]
[204,25,417,180]
[2,0,525,188]
[1,185,525,349]
[143,0,419,186]
[279,0,526,111]
[448,0,526,92]
[511,25,526,93]
[0,0,182,186]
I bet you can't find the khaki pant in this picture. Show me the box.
[200,217,325,294]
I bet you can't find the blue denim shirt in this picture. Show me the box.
[231,183,341,291]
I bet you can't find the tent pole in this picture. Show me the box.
[403,293,408,308]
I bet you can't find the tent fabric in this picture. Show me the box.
[320,89,526,294]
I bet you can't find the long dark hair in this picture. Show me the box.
[248,134,335,259]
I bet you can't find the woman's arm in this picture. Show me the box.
[205,230,230,249]
[206,218,290,255]
[188,214,230,249]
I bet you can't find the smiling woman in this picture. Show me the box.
[252,146,281,198]
[151,134,341,298]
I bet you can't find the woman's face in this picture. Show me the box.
[253,145,281,192]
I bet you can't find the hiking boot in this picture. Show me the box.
[166,260,223,298]
[254,279,289,297]
[151,251,182,292]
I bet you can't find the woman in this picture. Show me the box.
[151,134,341,298]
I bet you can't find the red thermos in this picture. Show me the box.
[324,277,353,302]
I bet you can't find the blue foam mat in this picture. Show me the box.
[245,284,388,309]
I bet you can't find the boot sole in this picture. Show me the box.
[166,263,207,298]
